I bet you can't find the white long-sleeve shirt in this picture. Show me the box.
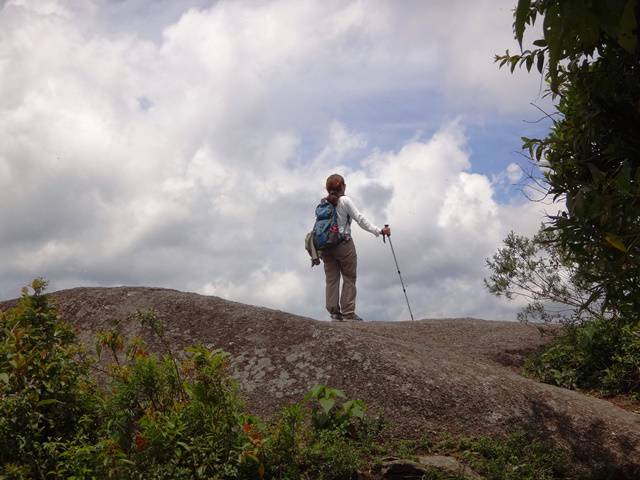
[336,196,381,237]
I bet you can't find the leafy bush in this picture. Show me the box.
[460,431,567,480]
[304,384,373,439]
[486,229,640,398]
[0,282,376,479]
[300,429,360,480]
[525,318,640,398]
[0,279,99,479]
[258,385,373,479]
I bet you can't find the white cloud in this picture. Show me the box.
[506,162,524,183]
[0,0,548,320]
[492,162,525,193]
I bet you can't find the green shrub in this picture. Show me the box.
[83,345,257,479]
[0,282,376,479]
[0,279,99,478]
[526,318,640,398]
[461,431,567,480]
[301,429,360,480]
[261,403,306,479]
[486,228,640,398]
[259,384,378,479]
[303,384,372,439]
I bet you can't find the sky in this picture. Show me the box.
[0,0,556,321]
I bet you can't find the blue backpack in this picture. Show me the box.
[313,199,342,250]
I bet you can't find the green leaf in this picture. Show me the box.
[533,39,547,47]
[617,0,638,53]
[526,54,534,72]
[587,163,606,179]
[536,50,545,74]
[604,234,627,253]
[544,4,563,91]
[334,388,346,398]
[510,56,520,73]
[177,441,192,451]
[515,0,532,47]
[0,373,9,384]
[318,397,335,414]
[351,405,365,419]
[344,400,366,419]
[37,399,62,407]
[615,162,632,193]
[571,190,585,216]
[304,384,324,401]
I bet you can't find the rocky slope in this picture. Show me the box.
[2,286,639,475]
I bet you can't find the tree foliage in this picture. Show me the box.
[485,228,607,324]
[496,1,640,323]
[498,0,638,92]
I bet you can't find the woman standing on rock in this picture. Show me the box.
[320,174,390,321]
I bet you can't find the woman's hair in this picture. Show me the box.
[325,174,345,206]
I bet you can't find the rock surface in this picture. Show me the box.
[380,456,482,480]
[2,286,639,476]
[380,459,430,479]
[418,455,483,479]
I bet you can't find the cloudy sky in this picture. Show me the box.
[0,0,555,321]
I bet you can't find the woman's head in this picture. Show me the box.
[325,174,345,205]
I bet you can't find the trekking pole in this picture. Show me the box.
[382,225,415,321]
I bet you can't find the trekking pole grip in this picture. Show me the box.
[383,224,389,243]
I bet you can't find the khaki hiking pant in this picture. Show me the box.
[320,239,357,317]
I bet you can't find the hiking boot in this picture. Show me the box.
[330,313,343,321]
[343,313,363,322]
